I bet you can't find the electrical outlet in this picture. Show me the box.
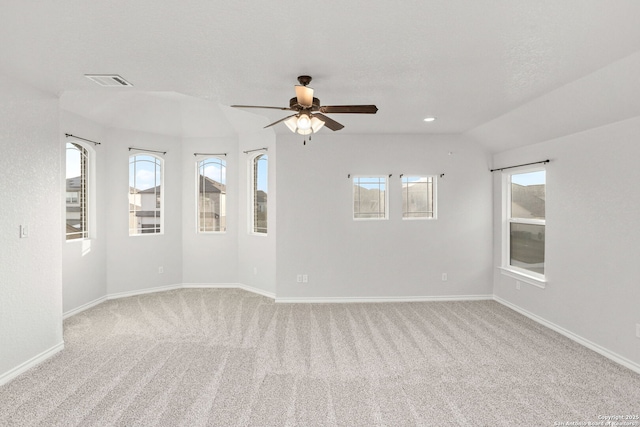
[516,281,521,290]
[302,274,308,283]
[441,273,447,282]
[296,274,302,283]
[158,266,164,274]
[636,323,640,339]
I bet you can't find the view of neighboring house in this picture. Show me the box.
[511,183,545,219]
[129,185,161,234]
[510,182,545,272]
[254,190,267,233]
[198,175,227,232]
[402,177,435,218]
[65,176,86,239]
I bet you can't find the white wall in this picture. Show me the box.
[237,131,277,295]
[60,111,108,313]
[104,128,183,295]
[181,137,239,285]
[0,73,63,383]
[492,116,640,366]
[275,133,493,300]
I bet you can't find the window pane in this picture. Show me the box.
[402,176,434,219]
[511,170,545,219]
[129,155,162,235]
[253,154,267,234]
[198,157,226,232]
[66,142,88,240]
[353,177,387,219]
[510,222,545,275]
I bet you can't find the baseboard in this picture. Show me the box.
[275,294,494,304]
[181,283,276,299]
[494,296,640,375]
[0,341,64,387]
[63,296,107,319]
[106,284,183,301]
[237,283,276,299]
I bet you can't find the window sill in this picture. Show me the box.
[498,267,547,289]
[65,237,90,243]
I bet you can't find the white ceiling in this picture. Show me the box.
[2,1,640,151]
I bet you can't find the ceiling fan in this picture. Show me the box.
[231,75,378,136]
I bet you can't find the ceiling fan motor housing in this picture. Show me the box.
[289,97,321,111]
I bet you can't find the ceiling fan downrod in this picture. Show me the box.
[297,75,312,86]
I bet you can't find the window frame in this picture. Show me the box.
[128,153,164,236]
[65,140,93,241]
[196,156,227,234]
[401,174,438,220]
[501,166,547,287]
[352,175,389,221]
[249,152,268,235]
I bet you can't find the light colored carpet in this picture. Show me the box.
[1,288,638,426]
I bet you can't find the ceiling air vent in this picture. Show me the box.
[85,74,133,87]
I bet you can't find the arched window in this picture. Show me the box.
[197,157,226,232]
[65,142,90,240]
[250,153,268,234]
[129,154,163,235]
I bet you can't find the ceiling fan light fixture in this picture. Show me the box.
[284,116,298,132]
[297,128,312,135]
[296,113,312,130]
[310,116,325,133]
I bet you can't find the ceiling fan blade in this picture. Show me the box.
[263,113,298,129]
[319,105,378,114]
[231,105,293,111]
[295,86,314,108]
[313,113,344,131]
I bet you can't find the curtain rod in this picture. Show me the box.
[65,133,101,146]
[243,147,268,154]
[128,147,167,155]
[490,159,549,172]
[194,152,227,157]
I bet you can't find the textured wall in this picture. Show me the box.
[275,133,493,299]
[492,115,640,366]
[236,131,277,294]
[103,128,183,295]
[181,137,239,285]
[0,74,63,379]
[60,111,108,313]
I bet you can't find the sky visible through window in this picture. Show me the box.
[66,147,81,179]
[129,155,160,190]
[256,155,267,192]
[67,151,267,191]
[202,161,226,183]
[512,170,545,186]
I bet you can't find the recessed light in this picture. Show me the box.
[423,117,436,122]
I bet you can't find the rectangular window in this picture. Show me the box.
[353,176,388,220]
[198,157,227,232]
[251,153,268,234]
[504,168,546,280]
[402,175,436,219]
[66,142,89,240]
